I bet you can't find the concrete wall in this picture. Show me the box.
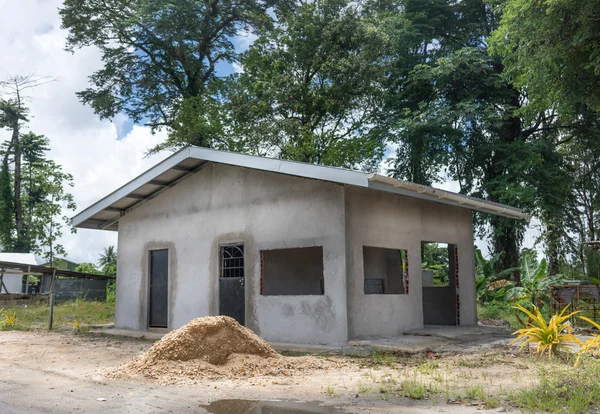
[116,163,348,345]
[1,272,23,293]
[345,187,477,339]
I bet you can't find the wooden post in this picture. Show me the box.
[24,266,30,294]
[48,269,57,330]
[0,267,5,294]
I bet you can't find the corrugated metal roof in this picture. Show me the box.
[72,146,530,231]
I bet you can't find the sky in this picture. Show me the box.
[0,0,540,265]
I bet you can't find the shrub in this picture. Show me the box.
[512,304,580,358]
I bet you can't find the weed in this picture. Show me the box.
[463,385,485,400]
[357,382,371,394]
[372,350,384,365]
[326,386,336,397]
[399,380,427,399]
[513,362,600,414]
[484,397,501,409]
[2,310,17,328]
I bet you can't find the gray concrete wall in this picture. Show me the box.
[345,186,477,339]
[116,163,348,345]
[1,273,23,293]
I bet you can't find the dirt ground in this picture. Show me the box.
[0,331,536,413]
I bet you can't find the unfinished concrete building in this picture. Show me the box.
[72,147,527,346]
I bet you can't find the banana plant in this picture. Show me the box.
[505,255,563,308]
[475,249,517,304]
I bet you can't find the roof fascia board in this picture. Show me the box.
[187,147,369,187]
[368,180,529,220]
[71,148,193,227]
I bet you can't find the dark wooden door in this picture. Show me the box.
[219,245,245,325]
[149,249,168,328]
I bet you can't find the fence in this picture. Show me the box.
[550,284,600,325]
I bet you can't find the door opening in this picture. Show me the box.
[219,244,245,325]
[149,249,169,328]
[421,242,459,325]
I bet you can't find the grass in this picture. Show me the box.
[326,385,336,396]
[0,298,114,331]
[398,380,428,399]
[512,361,600,413]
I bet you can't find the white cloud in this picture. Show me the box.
[0,0,169,265]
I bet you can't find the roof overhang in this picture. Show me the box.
[72,146,530,231]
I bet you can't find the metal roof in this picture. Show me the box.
[72,146,530,231]
[0,261,115,280]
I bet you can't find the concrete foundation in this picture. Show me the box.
[115,163,477,346]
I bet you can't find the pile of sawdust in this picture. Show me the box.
[105,316,340,383]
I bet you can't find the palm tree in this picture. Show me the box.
[98,245,117,275]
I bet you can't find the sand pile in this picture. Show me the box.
[106,316,339,383]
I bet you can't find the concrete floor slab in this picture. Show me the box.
[348,325,513,354]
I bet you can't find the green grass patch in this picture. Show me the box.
[512,362,600,413]
[0,298,114,331]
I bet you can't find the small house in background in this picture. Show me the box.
[0,253,39,293]
[72,147,528,346]
[41,258,79,271]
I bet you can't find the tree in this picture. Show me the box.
[0,74,56,252]
[74,262,100,274]
[375,0,563,272]
[225,0,387,168]
[99,245,117,276]
[60,0,276,151]
[490,0,600,121]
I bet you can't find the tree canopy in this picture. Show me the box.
[60,0,600,275]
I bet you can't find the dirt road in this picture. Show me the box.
[0,331,516,413]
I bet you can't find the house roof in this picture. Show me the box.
[72,146,530,231]
[0,252,39,266]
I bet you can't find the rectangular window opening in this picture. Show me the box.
[421,242,457,287]
[260,246,324,296]
[363,246,408,295]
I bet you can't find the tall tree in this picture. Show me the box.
[0,74,55,251]
[376,0,530,269]
[225,0,387,168]
[60,0,277,151]
[490,0,600,121]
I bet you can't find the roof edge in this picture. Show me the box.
[368,174,530,220]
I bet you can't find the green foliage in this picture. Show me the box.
[228,0,387,169]
[490,0,600,121]
[512,362,600,414]
[421,243,449,285]
[505,255,564,307]
[74,262,100,274]
[60,0,275,150]
[475,248,517,304]
[0,299,114,331]
[98,246,117,275]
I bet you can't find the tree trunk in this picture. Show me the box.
[12,122,23,251]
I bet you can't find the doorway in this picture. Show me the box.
[219,244,245,325]
[149,249,169,328]
[421,242,459,325]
